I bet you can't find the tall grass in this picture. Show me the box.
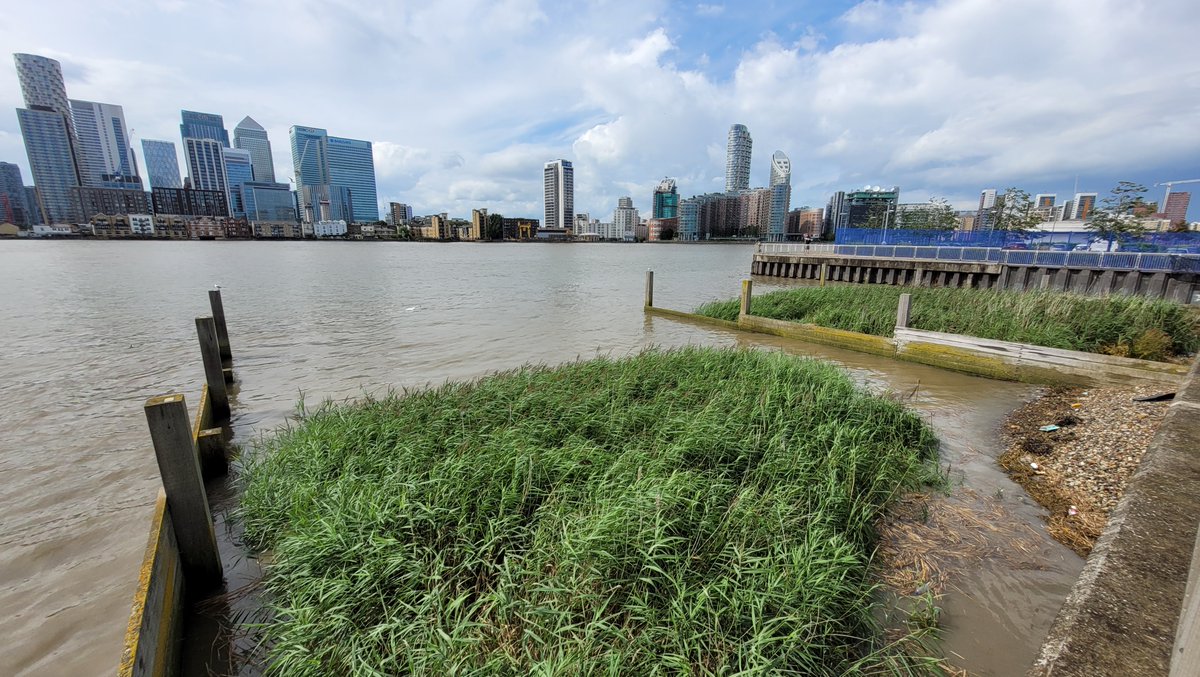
[239,347,942,675]
[694,287,1199,359]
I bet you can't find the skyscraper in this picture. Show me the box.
[17,109,81,223]
[241,181,297,222]
[180,110,230,146]
[0,162,30,225]
[1034,194,1056,209]
[222,147,254,216]
[141,140,183,189]
[543,159,574,230]
[1070,193,1097,220]
[13,53,82,223]
[614,196,638,240]
[653,178,678,219]
[70,99,138,187]
[289,126,375,222]
[767,151,792,241]
[234,116,275,183]
[725,124,752,193]
[327,136,378,222]
[184,138,228,194]
[977,189,998,229]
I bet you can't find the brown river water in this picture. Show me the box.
[0,240,1082,676]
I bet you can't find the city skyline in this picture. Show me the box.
[1,1,1198,222]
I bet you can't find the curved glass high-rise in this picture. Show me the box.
[13,53,82,223]
[724,124,752,193]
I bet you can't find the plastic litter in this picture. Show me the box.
[1071,403,1082,409]
[1039,424,1060,432]
[1030,462,1039,470]
[1133,392,1175,403]
[1068,506,1078,516]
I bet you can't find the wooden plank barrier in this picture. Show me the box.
[120,291,236,677]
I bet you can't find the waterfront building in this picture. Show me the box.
[1035,193,1056,209]
[24,186,44,225]
[543,159,574,230]
[14,53,86,223]
[502,217,539,240]
[128,213,154,236]
[70,100,138,187]
[297,184,352,223]
[71,186,150,220]
[252,221,303,239]
[679,198,699,240]
[141,140,183,190]
[471,208,488,240]
[725,124,752,193]
[183,137,228,195]
[0,162,30,225]
[614,196,639,241]
[151,187,229,217]
[824,191,846,239]
[1163,192,1190,225]
[977,189,998,229]
[233,116,275,183]
[222,147,254,216]
[786,207,824,240]
[17,108,82,223]
[572,212,594,237]
[180,110,230,146]
[388,202,412,225]
[767,151,792,241]
[14,54,76,137]
[653,178,678,219]
[241,181,297,223]
[327,136,378,222]
[1070,192,1097,221]
[313,219,348,238]
[842,186,900,229]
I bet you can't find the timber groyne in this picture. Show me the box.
[751,244,1200,304]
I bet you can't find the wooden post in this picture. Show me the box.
[819,263,827,287]
[196,317,231,424]
[144,394,223,587]
[208,289,231,363]
[196,428,228,480]
[208,289,234,383]
[740,279,753,317]
[644,270,654,308]
[896,293,912,330]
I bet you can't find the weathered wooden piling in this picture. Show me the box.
[645,270,654,308]
[195,316,231,424]
[208,289,232,368]
[143,395,223,588]
[739,279,753,317]
[896,293,912,329]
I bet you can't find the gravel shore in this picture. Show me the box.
[999,383,1173,556]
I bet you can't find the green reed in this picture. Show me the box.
[238,347,944,675]
[695,286,1198,359]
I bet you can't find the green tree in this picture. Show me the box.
[486,213,505,240]
[898,197,958,230]
[1087,181,1149,252]
[988,187,1042,234]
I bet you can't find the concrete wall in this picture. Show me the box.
[1030,357,1200,676]
[751,253,1199,304]
[895,327,1188,386]
[643,307,1187,387]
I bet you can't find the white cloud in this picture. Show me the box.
[1,0,1198,220]
[695,4,725,17]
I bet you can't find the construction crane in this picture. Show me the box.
[1154,179,1200,210]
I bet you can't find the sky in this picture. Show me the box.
[2,0,1199,222]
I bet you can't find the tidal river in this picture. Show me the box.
[0,240,1081,676]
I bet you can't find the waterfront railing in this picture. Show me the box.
[757,242,1200,273]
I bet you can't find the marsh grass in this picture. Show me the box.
[694,287,1199,360]
[239,347,944,675]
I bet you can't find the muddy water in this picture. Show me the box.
[0,241,1081,676]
